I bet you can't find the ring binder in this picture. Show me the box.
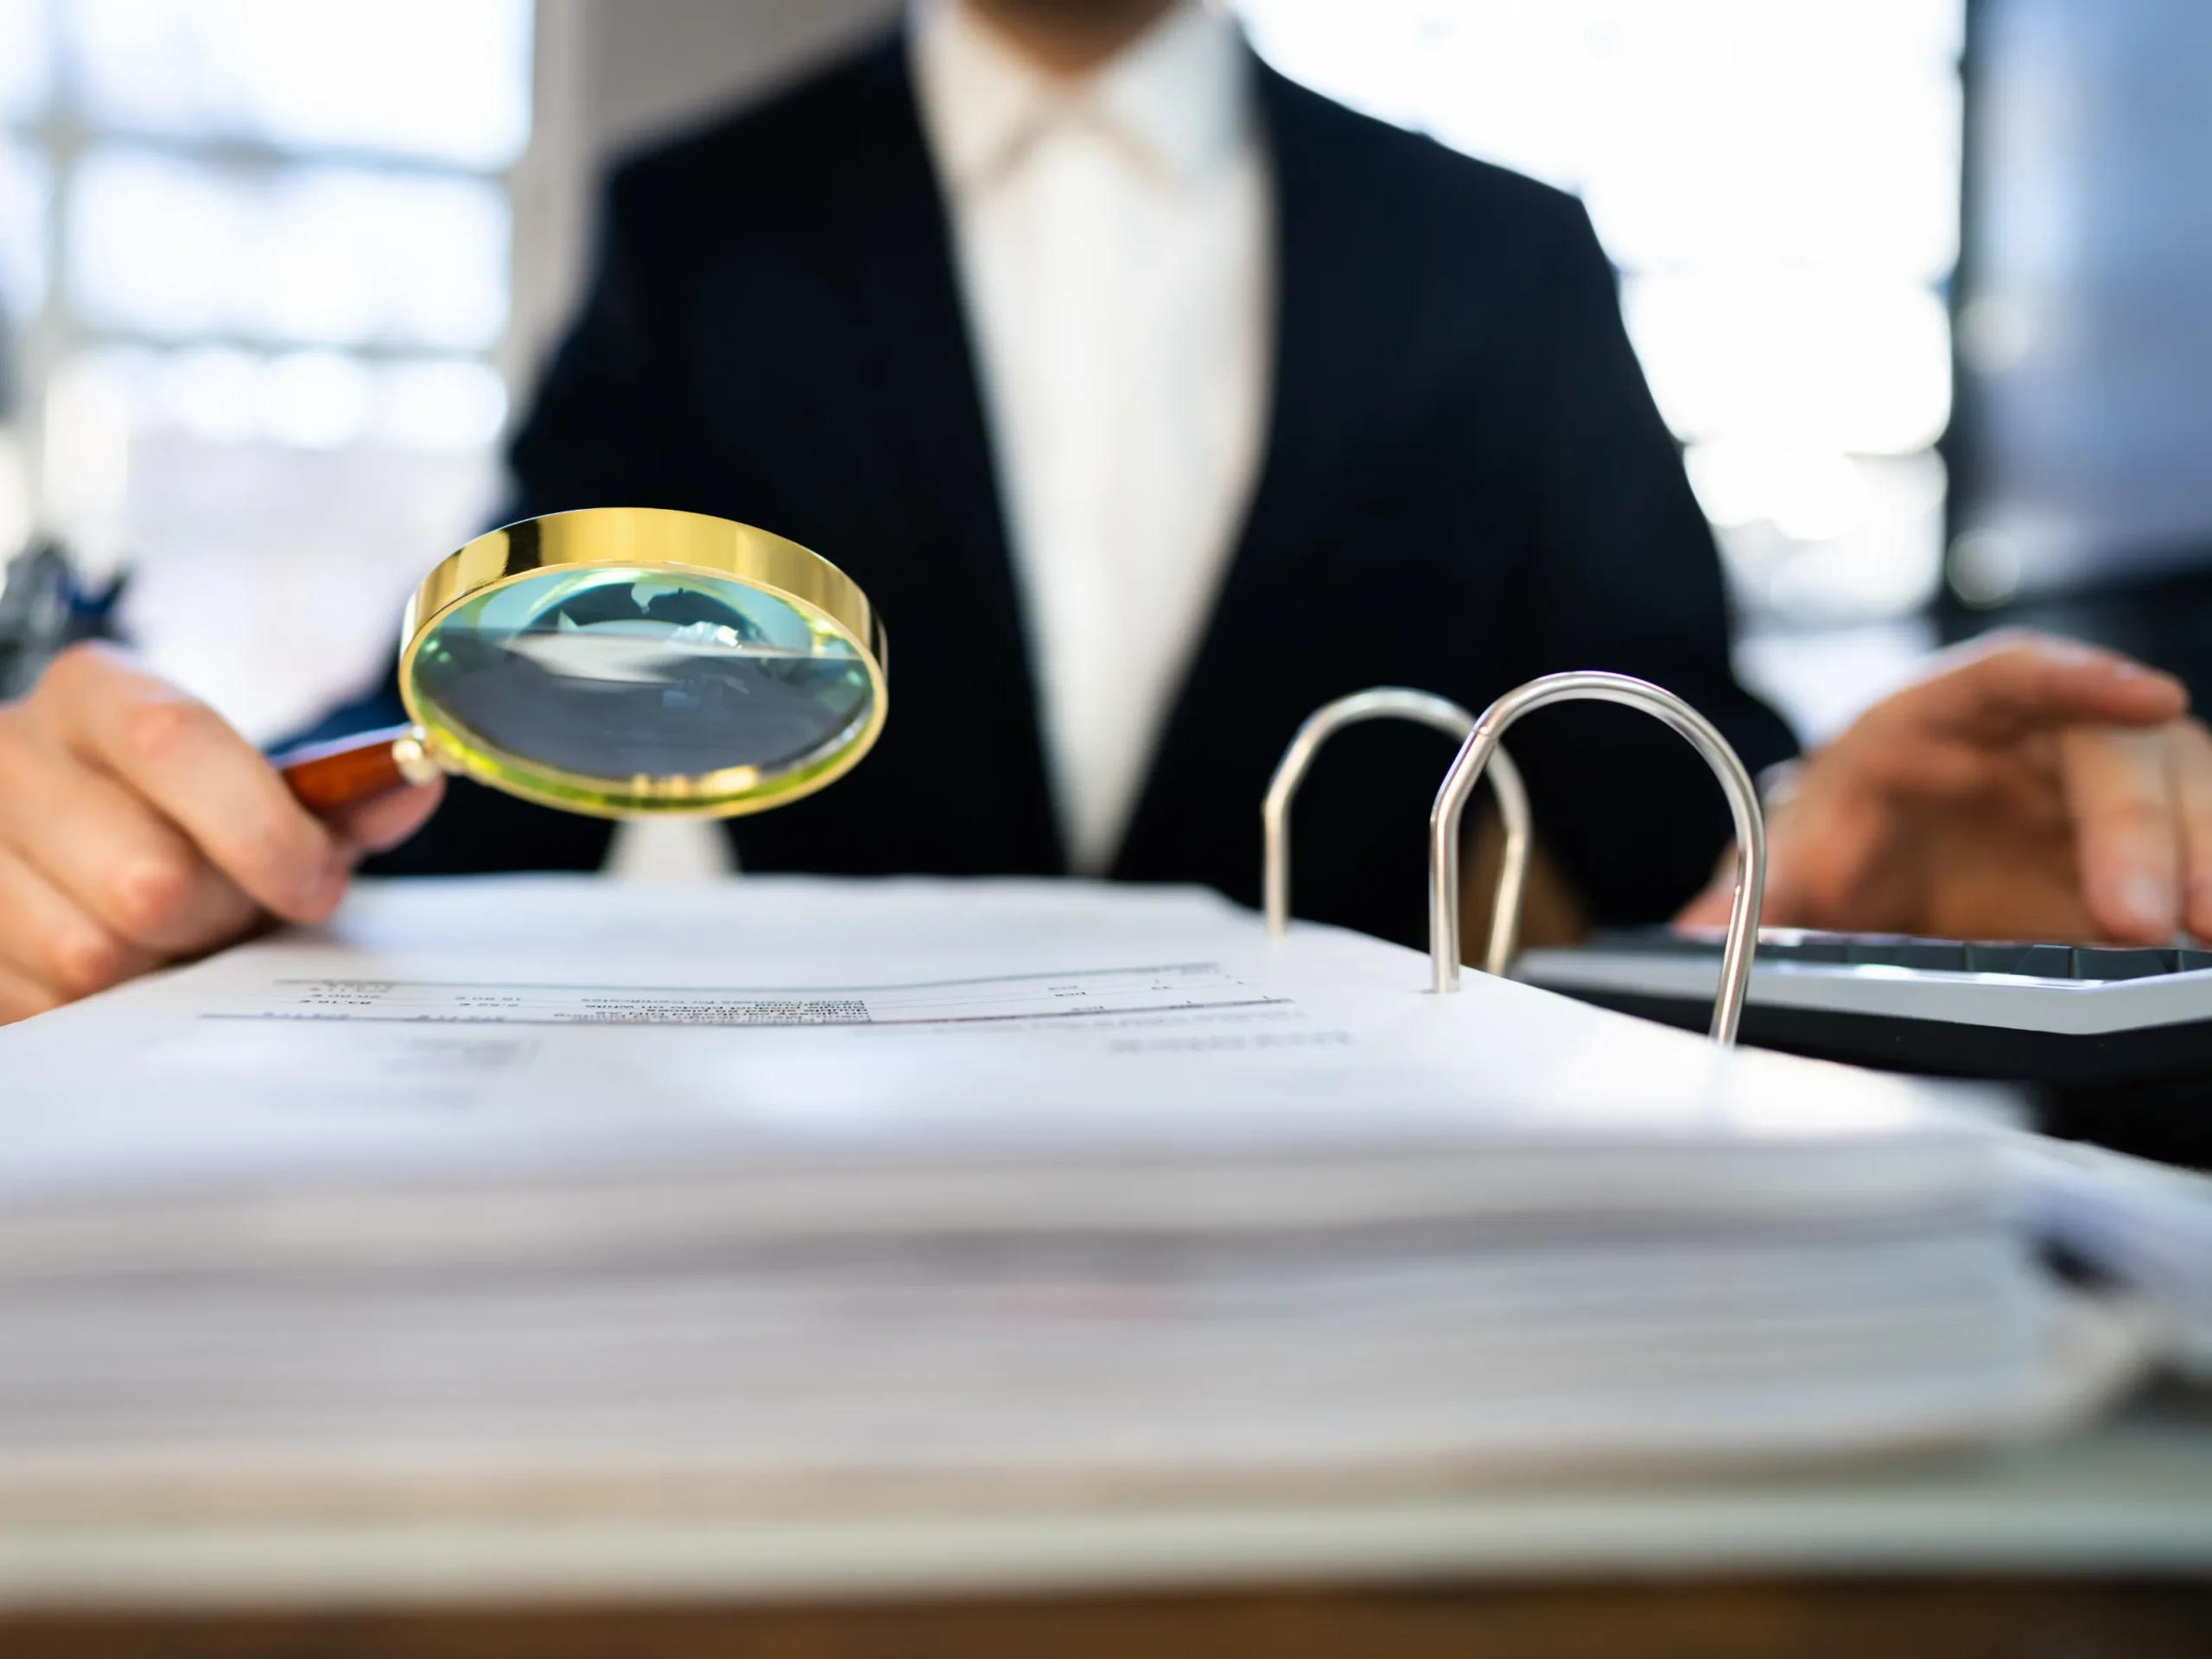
[1428,672,1767,1044]
[1262,689,1530,976]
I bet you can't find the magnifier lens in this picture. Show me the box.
[406,565,875,814]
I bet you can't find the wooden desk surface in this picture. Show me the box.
[4,1395,2209,1656]
[5,1578,2210,1659]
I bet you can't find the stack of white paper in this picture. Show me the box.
[2015,1136,2212,1377]
[0,878,2144,1513]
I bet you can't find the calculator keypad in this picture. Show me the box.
[1592,929,2212,982]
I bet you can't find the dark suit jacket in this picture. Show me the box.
[357,32,1796,950]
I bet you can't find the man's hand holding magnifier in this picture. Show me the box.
[0,644,442,1023]
[0,508,891,1025]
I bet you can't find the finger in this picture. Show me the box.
[2171,721,2212,940]
[2062,722,2182,943]
[1673,860,1736,929]
[327,778,444,857]
[0,714,261,955]
[1681,837,1819,931]
[0,843,164,1002]
[40,646,346,923]
[1878,634,2184,745]
[0,957,63,1026]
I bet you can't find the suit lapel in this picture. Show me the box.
[808,38,1058,851]
[1113,61,1376,881]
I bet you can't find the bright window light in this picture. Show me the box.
[375,359,509,452]
[0,0,49,123]
[65,148,243,338]
[1581,61,1959,279]
[159,346,262,443]
[1624,270,1952,454]
[260,349,375,449]
[65,0,534,168]
[0,141,47,321]
[68,147,510,349]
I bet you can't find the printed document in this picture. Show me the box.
[0,877,2143,1510]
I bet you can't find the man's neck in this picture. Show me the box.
[958,0,1183,77]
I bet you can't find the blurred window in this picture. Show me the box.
[1236,0,1966,632]
[1948,0,2212,608]
[66,0,531,167]
[0,0,51,125]
[2,0,531,741]
[0,139,46,323]
[68,149,510,348]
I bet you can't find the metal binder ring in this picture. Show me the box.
[1427,672,1766,1046]
[1262,688,1531,978]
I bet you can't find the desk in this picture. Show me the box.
[4,1395,2209,1656]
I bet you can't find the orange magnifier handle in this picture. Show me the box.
[269,723,442,817]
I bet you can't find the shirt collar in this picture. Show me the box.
[911,0,1252,194]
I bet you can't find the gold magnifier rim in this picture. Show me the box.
[397,506,889,819]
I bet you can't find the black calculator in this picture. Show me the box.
[1516,930,2212,1166]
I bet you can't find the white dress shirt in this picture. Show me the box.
[912,0,1271,874]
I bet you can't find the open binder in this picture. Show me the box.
[1265,671,1764,1033]
[0,677,2154,1516]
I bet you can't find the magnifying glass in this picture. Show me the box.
[270,506,888,819]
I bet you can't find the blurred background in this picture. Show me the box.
[0,0,2208,747]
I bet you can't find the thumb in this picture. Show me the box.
[328,778,445,858]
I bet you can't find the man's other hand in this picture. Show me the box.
[0,645,443,1023]
[1680,632,2212,944]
